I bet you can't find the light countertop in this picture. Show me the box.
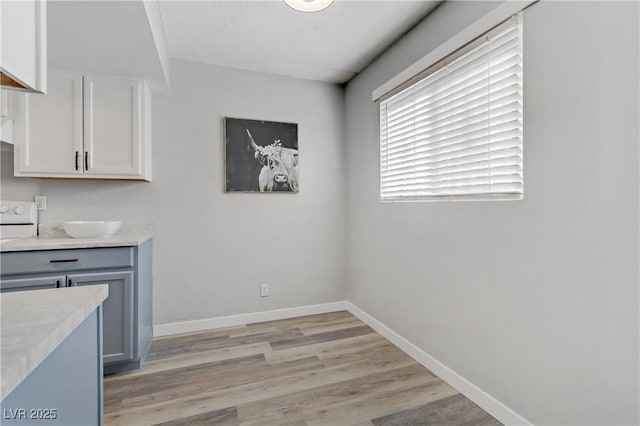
[1,285,108,400]
[0,223,154,252]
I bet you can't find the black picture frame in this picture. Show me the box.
[224,117,299,193]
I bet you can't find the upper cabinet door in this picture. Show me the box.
[15,70,83,175]
[83,74,143,177]
[0,0,47,93]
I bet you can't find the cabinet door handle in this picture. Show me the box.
[56,280,61,288]
[50,259,78,263]
[85,151,89,171]
[75,151,79,171]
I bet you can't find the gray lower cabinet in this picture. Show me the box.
[0,275,66,292]
[68,271,134,364]
[0,240,153,375]
[1,309,104,426]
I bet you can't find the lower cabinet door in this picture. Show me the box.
[0,275,66,293]
[67,270,134,364]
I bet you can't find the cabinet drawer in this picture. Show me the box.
[1,247,134,275]
[1,275,66,292]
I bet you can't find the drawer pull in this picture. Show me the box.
[50,259,78,263]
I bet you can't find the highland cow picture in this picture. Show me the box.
[224,117,299,193]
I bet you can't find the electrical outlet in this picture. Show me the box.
[260,283,269,297]
[35,195,46,211]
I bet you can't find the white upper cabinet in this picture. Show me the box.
[83,74,144,177]
[0,0,47,93]
[14,70,152,181]
[15,71,82,174]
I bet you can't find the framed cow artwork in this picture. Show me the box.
[224,117,299,193]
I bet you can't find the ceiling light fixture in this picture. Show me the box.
[283,0,334,13]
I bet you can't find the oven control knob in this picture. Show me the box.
[0,205,7,213]
[13,206,24,215]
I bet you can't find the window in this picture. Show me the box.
[379,15,523,201]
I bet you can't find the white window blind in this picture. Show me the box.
[380,15,523,201]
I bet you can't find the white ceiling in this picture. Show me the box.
[159,1,441,84]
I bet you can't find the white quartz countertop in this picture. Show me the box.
[1,285,108,400]
[0,223,154,252]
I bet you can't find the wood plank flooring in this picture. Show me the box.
[104,311,500,426]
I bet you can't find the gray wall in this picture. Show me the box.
[5,59,347,325]
[345,1,639,425]
[1,149,39,200]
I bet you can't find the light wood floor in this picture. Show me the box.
[104,311,501,426]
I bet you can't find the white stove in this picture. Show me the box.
[0,200,37,240]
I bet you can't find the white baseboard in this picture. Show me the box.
[345,302,532,426]
[153,301,349,337]
[153,300,531,425]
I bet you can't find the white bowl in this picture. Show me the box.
[63,221,122,239]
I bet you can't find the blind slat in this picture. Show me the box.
[386,60,521,125]
[384,80,522,143]
[382,123,522,169]
[386,26,522,112]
